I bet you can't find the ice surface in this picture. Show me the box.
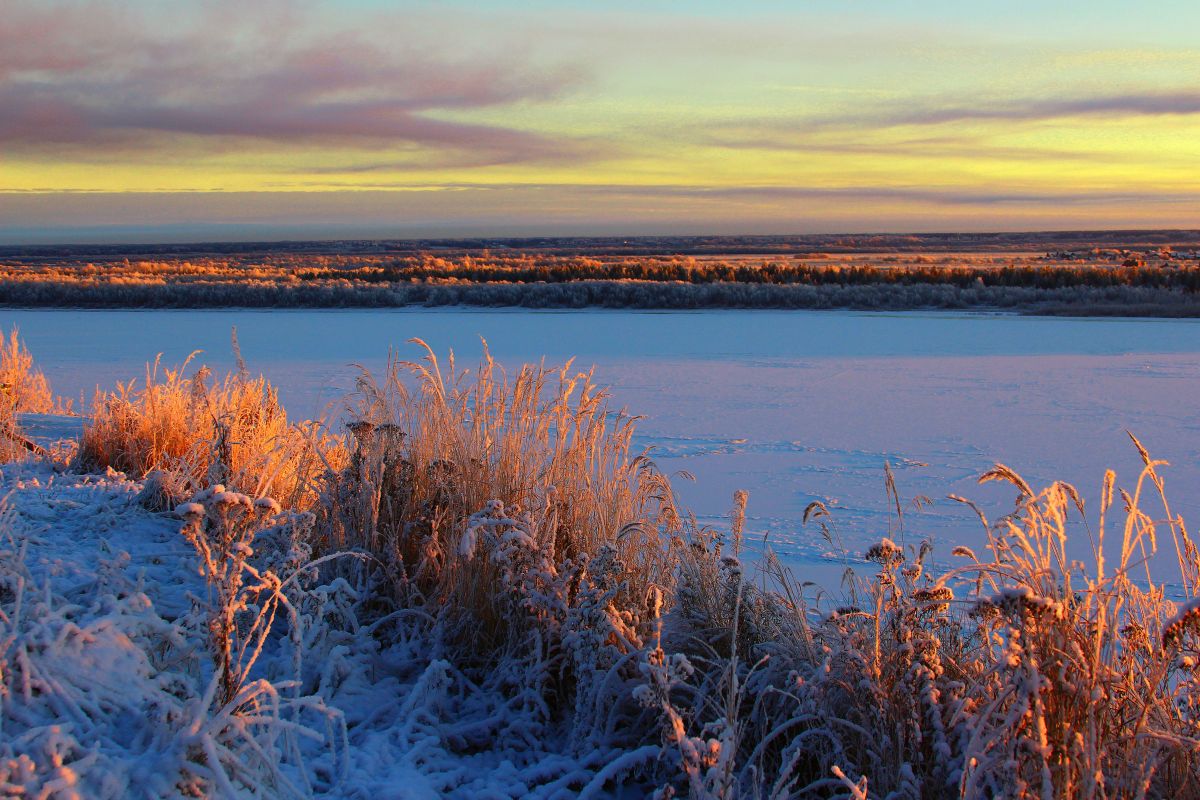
[6,307,1200,586]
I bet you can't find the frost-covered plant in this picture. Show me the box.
[177,485,302,705]
[564,542,652,751]
[0,507,184,797]
[635,582,749,800]
[175,485,348,796]
[656,452,1200,799]
[866,458,1191,796]
[0,495,343,798]
[941,453,1200,798]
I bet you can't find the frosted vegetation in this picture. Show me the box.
[5,253,1200,314]
[2,329,1199,798]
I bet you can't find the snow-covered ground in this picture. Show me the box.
[6,307,1200,587]
[5,306,1200,795]
[1,458,654,798]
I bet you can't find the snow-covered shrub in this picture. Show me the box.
[79,354,344,508]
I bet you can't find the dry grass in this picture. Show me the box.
[0,328,68,461]
[0,328,56,415]
[301,342,1200,795]
[14,334,1200,796]
[662,440,1200,798]
[318,340,679,656]
[77,354,343,509]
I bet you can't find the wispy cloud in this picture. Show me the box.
[3,183,1198,242]
[702,131,1103,163]
[0,0,593,165]
[566,183,1200,207]
[804,90,1200,130]
[174,182,1199,209]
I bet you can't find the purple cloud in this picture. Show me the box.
[0,0,593,165]
[562,183,1200,207]
[703,131,1102,163]
[192,182,1199,209]
[802,90,1200,130]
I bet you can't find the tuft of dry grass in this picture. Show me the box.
[0,328,69,462]
[0,328,57,415]
[317,339,680,664]
[78,354,343,509]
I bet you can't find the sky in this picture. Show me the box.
[2,0,1199,243]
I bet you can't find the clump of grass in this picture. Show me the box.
[78,354,342,509]
[307,343,1200,796]
[0,328,68,462]
[317,340,681,728]
[325,340,675,602]
[0,328,57,416]
[658,444,1200,798]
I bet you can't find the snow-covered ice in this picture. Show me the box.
[7,306,1200,587]
[5,305,1200,795]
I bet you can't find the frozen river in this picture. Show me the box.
[7,307,1200,587]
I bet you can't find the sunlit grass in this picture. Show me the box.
[77,353,344,510]
[5,338,1199,796]
[0,328,69,461]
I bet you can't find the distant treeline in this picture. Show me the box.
[4,252,1200,314]
[298,260,1200,289]
[5,277,1200,315]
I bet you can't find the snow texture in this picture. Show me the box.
[0,460,668,798]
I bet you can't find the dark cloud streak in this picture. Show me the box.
[176,183,1199,208]
[802,90,1200,131]
[703,132,1103,162]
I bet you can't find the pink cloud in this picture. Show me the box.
[0,0,594,165]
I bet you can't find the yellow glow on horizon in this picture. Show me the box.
[3,0,1199,233]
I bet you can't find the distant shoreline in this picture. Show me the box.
[4,279,1200,317]
[3,228,1200,259]
[4,231,1200,317]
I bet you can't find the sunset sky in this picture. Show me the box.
[3,0,1199,242]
